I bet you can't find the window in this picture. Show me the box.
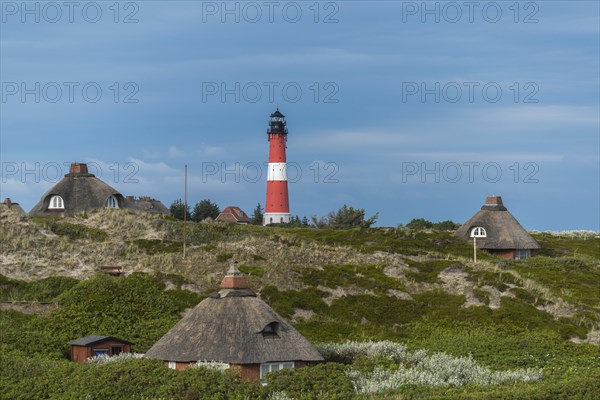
[261,322,279,337]
[105,195,119,209]
[168,361,177,369]
[515,249,531,260]
[111,346,123,356]
[260,362,294,378]
[93,348,108,357]
[470,227,487,238]
[48,195,64,210]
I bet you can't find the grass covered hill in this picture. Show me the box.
[0,206,599,399]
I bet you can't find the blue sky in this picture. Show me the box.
[1,1,598,230]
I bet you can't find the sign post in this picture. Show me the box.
[470,227,487,263]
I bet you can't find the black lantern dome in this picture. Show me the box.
[268,108,287,134]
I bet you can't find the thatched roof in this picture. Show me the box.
[29,165,124,216]
[145,263,323,364]
[125,196,169,214]
[216,206,251,224]
[29,164,167,216]
[455,196,540,250]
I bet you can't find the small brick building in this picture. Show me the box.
[455,196,540,260]
[69,335,132,363]
[145,262,323,379]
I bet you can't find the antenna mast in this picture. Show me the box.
[183,164,187,259]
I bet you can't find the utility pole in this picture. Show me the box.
[183,164,187,259]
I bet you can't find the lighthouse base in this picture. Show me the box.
[263,213,291,226]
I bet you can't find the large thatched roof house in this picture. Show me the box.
[29,163,167,216]
[145,263,323,379]
[455,196,540,260]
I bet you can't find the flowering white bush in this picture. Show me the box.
[317,340,426,365]
[529,230,599,239]
[349,364,542,394]
[85,352,144,365]
[267,391,294,400]
[194,360,230,371]
[317,341,543,394]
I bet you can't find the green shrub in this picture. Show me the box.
[266,363,354,400]
[165,289,204,310]
[512,256,600,307]
[301,264,404,292]
[216,252,234,262]
[238,265,266,277]
[0,275,78,301]
[154,272,191,288]
[0,354,262,400]
[405,260,457,283]
[130,239,183,255]
[34,220,108,241]
[261,286,328,319]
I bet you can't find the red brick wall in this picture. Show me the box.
[71,346,92,363]
[162,360,317,379]
[69,163,88,174]
[163,361,196,371]
[487,249,515,259]
[295,361,310,369]
[232,361,313,380]
[485,196,503,206]
[229,364,260,380]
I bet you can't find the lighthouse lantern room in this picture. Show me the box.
[263,109,291,225]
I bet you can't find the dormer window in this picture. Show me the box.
[261,322,279,337]
[471,227,487,238]
[48,195,64,210]
[105,195,119,209]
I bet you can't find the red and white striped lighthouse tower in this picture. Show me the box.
[263,109,291,225]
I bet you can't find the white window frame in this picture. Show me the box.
[260,362,294,379]
[48,195,64,210]
[470,227,487,238]
[105,195,119,209]
[93,348,108,357]
[515,249,531,260]
[168,361,176,369]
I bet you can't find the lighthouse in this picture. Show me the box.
[263,109,291,225]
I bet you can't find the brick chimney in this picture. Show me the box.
[219,260,248,290]
[69,163,88,174]
[485,196,503,206]
[481,195,507,211]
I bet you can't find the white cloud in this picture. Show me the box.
[168,146,185,158]
[197,144,225,158]
[477,105,599,128]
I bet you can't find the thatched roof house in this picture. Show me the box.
[2,198,26,215]
[29,163,167,216]
[145,263,323,379]
[216,206,251,224]
[125,196,169,214]
[455,196,540,260]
